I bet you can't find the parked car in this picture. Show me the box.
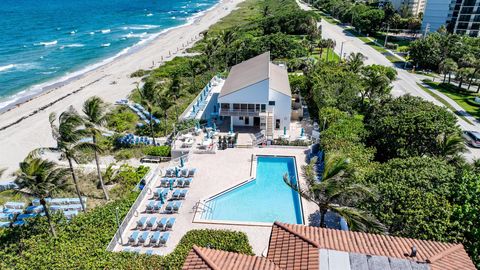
[462,131,480,148]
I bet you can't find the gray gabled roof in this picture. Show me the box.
[219,52,291,98]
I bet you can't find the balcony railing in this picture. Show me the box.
[219,109,261,117]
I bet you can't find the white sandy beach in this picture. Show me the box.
[0,0,244,182]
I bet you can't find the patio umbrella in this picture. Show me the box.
[300,128,304,137]
[169,179,173,191]
[175,167,179,177]
[180,157,184,167]
[230,118,233,133]
[213,122,216,131]
[196,122,200,130]
[159,193,164,204]
[284,126,287,136]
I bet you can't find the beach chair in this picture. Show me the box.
[188,168,197,177]
[172,202,182,213]
[156,217,168,231]
[165,202,175,213]
[164,168,174,177]
[159,233,170,247]
[153,201,163,213]
[128,231,140,245]
[171,189,181,200]
[136,217,147,230]
[175,178,184,188]
[153,189,166,200]
[146,201,155,213]
[145,217,157,230]
[183,178,193,188]
[12,220,25,227]
[138,232,150,246]
[178,190,188,200]
[165,218,176,231]
[181,168,189,178]
[159,178,169,187]
[149,231,161,247]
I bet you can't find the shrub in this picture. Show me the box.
[142,146,171,157]
[130,69,150,78]
[163,229,254,269]
[385,42,398,50]
[107,107,138,133]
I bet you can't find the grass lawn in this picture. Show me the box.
[423,80,480,120]
[416,83,474,125]
[312,48,340,62]
[374,33,412,52]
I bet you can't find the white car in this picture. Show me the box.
[462,131,480,148]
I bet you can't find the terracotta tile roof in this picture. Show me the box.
[270,222,476,270]
[267,222,319,269]
[182,245,280,270]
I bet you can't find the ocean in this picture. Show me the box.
[0,0,218,110]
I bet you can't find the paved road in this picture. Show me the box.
[297,0,480,160]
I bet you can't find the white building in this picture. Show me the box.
[217,52,291,138]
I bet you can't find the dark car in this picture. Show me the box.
[462,130,480,148]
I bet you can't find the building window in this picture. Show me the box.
[241,104,247,111]
[261,104,266,112]
[268,101,275,106]
[248,104,255,112]
[221,103,230,110]
[233,103,240,110]
[255,104,260,111]
[239,116,243,120]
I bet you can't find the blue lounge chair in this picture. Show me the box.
[12,220,25,227]
[136,217,147,230]
[146,217,157,230]
[154,189,166,200]
[153,201,163,212]
[181,168,189,178]
[146,201,155,213]
[171,189,181,200]
[175,178,184,188]
[178,190,188,200]
[145,250,154,255]
[165,202,182,213]
[138,232,149,245]
[165,218,176,230]
[157,217,167,231]
[188,168,197,177]
[149,231,161,246]
[183,178,193,188]
[128,231,140,245]
[0,221,10,228]
[160,178,169,187]
[159,232,170,246]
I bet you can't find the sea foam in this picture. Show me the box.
[34,40,58,46]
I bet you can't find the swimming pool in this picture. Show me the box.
[199,156,303,224]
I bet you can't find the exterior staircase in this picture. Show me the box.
[266,113,274,138]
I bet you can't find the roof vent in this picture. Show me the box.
[404,245,417,258]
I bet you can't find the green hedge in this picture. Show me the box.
[142,146,171,157]
[163,229,254,269]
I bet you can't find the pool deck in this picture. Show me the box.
[112,147,317,256]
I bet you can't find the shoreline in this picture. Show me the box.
[0,1,220,116]
[0,0,243,180]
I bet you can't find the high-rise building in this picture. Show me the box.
[380,0,426,16]
[422,0,480,36]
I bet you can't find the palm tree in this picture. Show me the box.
[284,155,385,232]
[346,52,366,73]
[439,58,457,84]
[221,29,236,69]
[188,59,203,92]
[36,108,96,212]
[158,94,173,136]
[325,39,336,62]
[137,82,159,145]
[436,132,467,160]
[317,39,328,60]
[169,73,182,121]
[15,157,70,236]
[82,97,109,201]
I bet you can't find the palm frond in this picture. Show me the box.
[330,205,386,233]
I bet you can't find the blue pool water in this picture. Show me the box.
[201,156,303,224]
[0,0,218,110]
